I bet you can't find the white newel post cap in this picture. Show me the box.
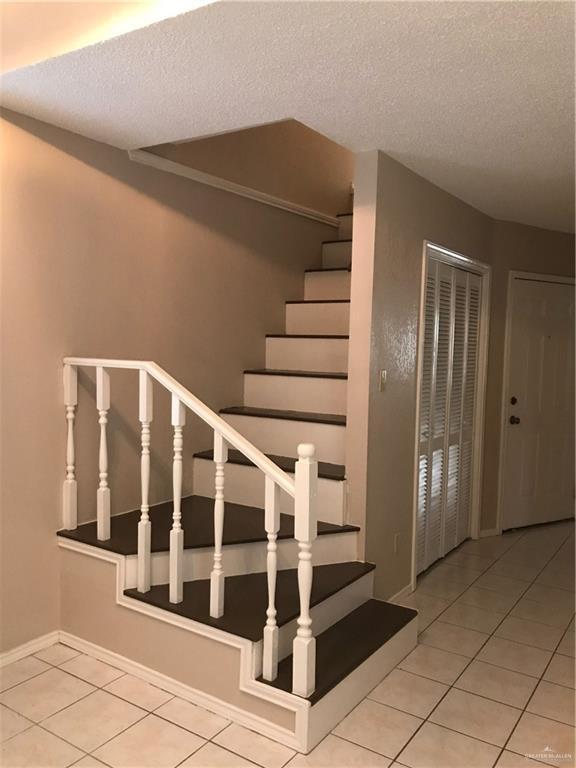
[297,443,316,460]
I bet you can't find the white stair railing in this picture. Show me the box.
[61,358,318,696]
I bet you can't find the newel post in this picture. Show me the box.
[96,367,111,541]
[262,476,280,681]
[169,395,186,604]
[210,432,228,618]
[292,443,318,697]
[62,364,78,530]
[137,371,153,593]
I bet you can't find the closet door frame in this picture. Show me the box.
[410,242,491,590]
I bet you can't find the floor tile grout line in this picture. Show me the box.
[388,525,573,765]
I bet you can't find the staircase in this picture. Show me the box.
[56,212,417,753]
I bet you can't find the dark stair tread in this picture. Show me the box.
[57,495,359,556]
[194,449,346,481]
[124,562,374,641]
[337,213,353,218]
[285,300,350,305]
[304,267,351,274]
[244,369,347,380]
[220,406,346,426]
[322,239,352,245]
[259,599,417,704]
[266,334,349,339]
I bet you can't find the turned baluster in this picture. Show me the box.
[210,432,228,618]
[137,371,153,593]
[96,367,111,541]
[62,364,78,530]
[262,476,280,681]
[292,443,318,697]
[169,395,186,603]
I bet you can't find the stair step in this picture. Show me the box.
[220,406,346,427]
[322,240,352,269]
[259,599,417,703]
[244,369,347,415]
[57,495,358,556]
[194,449,345,481]
[304,268,351,301]
[124,561,374,642]
[337,213,353,240]
[244,369,347,380]
[285,300,349,336]
[266,336,348,373]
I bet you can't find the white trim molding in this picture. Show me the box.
[128,149,339,228]
[0,631,60,668]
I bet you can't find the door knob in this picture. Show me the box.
[509,415,520,425]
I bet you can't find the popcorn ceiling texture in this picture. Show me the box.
[0,1,573,232]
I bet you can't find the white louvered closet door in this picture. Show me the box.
[416,258,482,574]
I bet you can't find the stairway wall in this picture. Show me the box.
[0,109,334,652]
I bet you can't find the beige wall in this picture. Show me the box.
[348,150,574,599]
[0,109,333,652]
[147,120,354,217]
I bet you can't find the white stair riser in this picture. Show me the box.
[124,531,359,587]
[322,241,351,268]
[304,271,351,301]
[276,572,373,662]
[244,373,347,415]
[285,303,350,335]
[306,617,417,751]
[338,215,353,240]
[193,458,347,525]
[223,414,346,464]
[266,337,348,373]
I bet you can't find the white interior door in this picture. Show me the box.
[416,256,483,574]
[501,275,575,530]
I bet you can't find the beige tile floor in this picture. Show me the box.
[1,521,574,768]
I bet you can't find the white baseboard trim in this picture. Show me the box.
[0,631,60,668]
[388,583,413,603]
[479,528,500,538]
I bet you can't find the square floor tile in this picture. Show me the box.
[495,617,564,651]
[544,654,575,689]
[455,659,538,708]
[180,742,257,767]
[474,573,529,598]
[214,723,295,768]
[537,569,575,592]
[59,655,124,687]
[35,644,81,667]
[556,630,575,658]
[154,697,229,739]
[527,680,574,726]
[73,757,109,767]
[428,563,480,586]
[524,584,576,611]
[288,734,391,767]
[444,552,494,572]
[0,725,83,767]
[477,636,552,677]
[397,721,500,768]
[418,621,489,657]
[43,689,144,751]
[368,669,448,718]
[0,669,94,722]
[104,674,172,711]
[457,586,518,614]
[416,573,467,601]
[439,602,504,633]
[398,644,469,685]
[429,687,521,746]
[510,598,574,629]
[395,591,451,620]
[488,561,542,582]
[94,713,204,767]
[333,699,422,759]
[0,704,33,742]
[0,656,50,692]
[495,751,552,768]
[507,712,575,767]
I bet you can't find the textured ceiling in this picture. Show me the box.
[1,1,573,232]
